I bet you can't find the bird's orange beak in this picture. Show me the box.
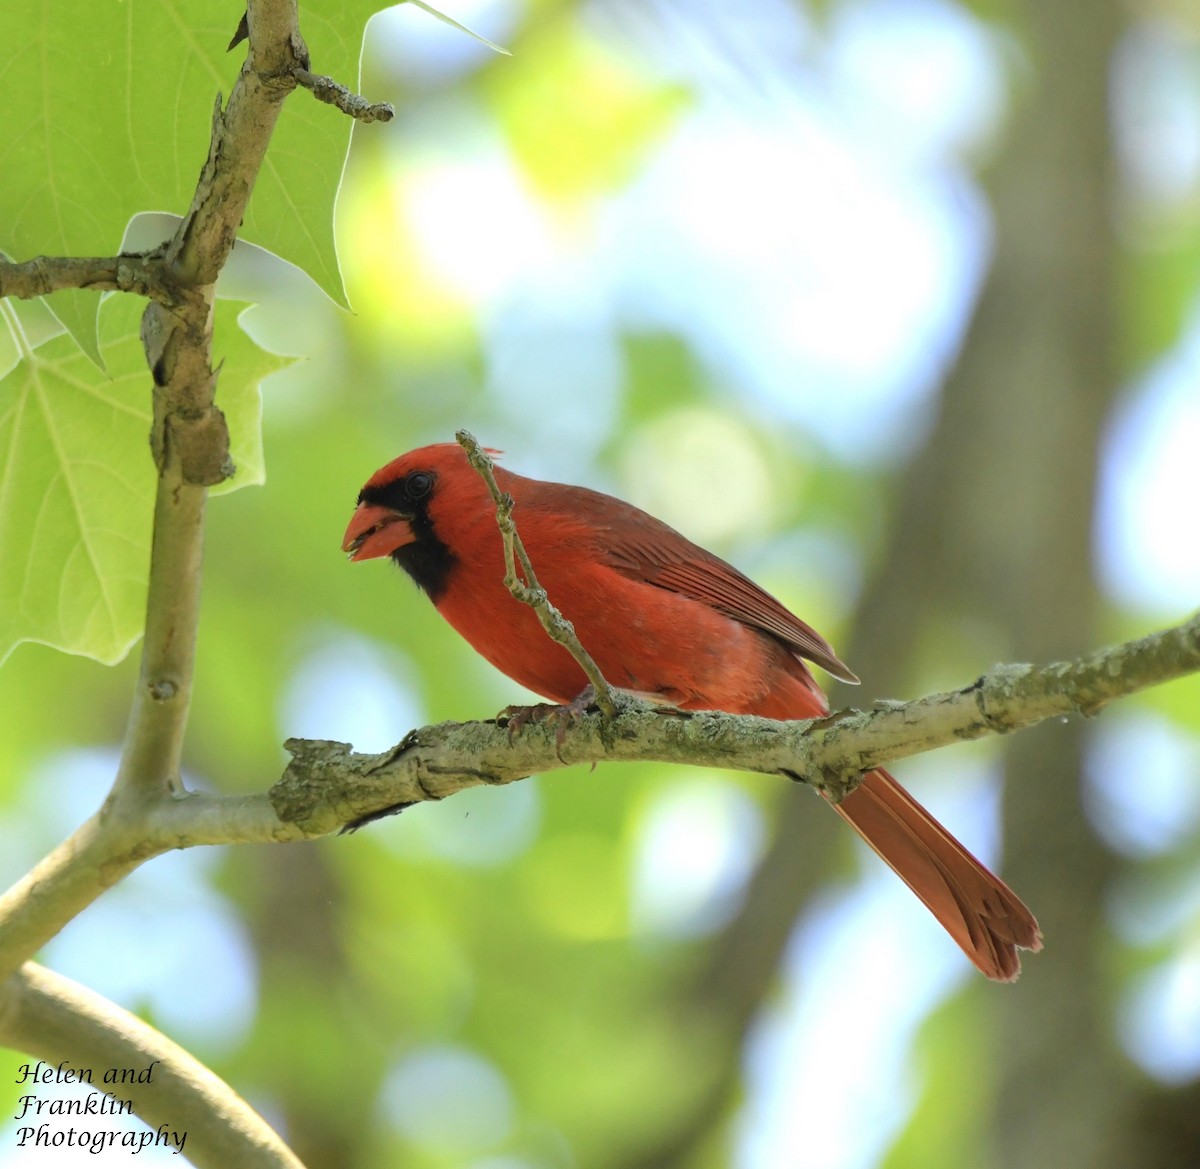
[342,504,416,562]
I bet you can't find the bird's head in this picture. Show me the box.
[342,442,500,596]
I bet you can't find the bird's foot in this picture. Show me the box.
[500,685,596,756]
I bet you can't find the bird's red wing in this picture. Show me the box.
[602,529,859,686]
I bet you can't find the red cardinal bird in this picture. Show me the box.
[344,442,1041,980]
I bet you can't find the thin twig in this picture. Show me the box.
[294,68,394,122]
[455,429,619,718]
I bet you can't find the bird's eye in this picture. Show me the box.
[406,471,434,499]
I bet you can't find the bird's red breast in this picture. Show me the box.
[344,442,1042,979]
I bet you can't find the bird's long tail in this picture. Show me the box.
[831,769,1043,981]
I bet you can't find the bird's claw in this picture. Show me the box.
[500,685,596,758]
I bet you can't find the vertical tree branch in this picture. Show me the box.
[0,0,306,980]
[115,0,305,803]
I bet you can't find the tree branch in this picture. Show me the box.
[456,429,619,717]
[0,250,175,303]
[0,0,306,984]
[117,0,306,800]
[0,602,1193,986]
[294,68,394,122]
[268,609,1200,831]
[0,963,303,1169]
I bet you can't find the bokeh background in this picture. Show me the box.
[4,0,1200,1166]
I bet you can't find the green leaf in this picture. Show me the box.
[42,290,107,371]
[0,296,290,667]
[0,1,385,356]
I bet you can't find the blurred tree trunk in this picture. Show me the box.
[243,844,376,1169]
[851,1,1197,1166]
[951,2,1127,1164]
[610,1,1200,1167]
[846,0,1160,1163]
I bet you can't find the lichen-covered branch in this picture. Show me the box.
[268,609,1200,834]
[0,610,1193,990]
[294,68,394,122]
